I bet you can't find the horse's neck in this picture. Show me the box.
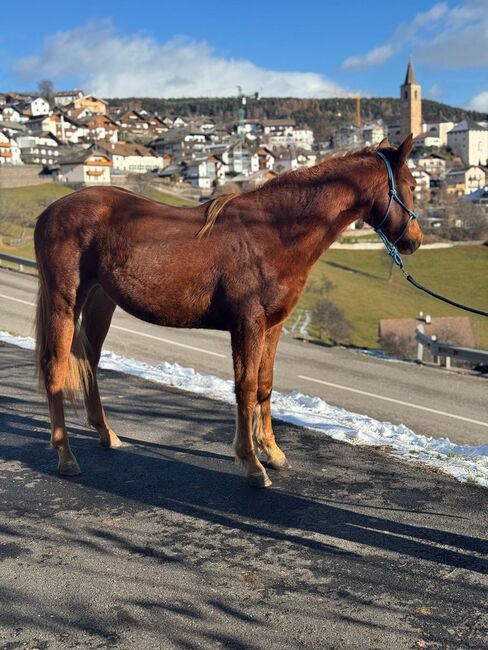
[256,167,372,268]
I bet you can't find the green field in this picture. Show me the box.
[298,245,488,349]
[1,184,487,349]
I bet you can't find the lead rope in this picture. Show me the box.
[375,152,488,318]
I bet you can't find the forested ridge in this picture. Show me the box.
[109,96,486,141]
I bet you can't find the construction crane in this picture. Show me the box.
[355,95,361,129]
[237,85,246,143]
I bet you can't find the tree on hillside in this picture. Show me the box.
[37,79,54,105]
[308,278,352,344]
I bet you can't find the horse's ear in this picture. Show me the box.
[376,137,391,150]
[395,134,413,165]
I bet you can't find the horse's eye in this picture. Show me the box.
[410,185,416,192]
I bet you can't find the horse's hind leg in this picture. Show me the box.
[40,304,81,476]
[253,324,290,471]
[231,316,271,488]
[81,286,121,448]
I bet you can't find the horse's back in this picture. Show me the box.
[34,186,237,328]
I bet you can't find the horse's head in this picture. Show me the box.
[367,135,423,255]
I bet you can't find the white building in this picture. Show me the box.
[30,97,50,117]
[447,119,488,166]
[416,154,446,178]
[57,148,112,185]
[95,142,165,174]
[0,105,28,123]
[413,132,442,149]
[53,90,84,107]
[292,127,315,151]
[0,131,22,165]
[184,155,223,190]
[445,165,486,196]
[361,121,387,146]
[422,119,454,147]
[262,119,298,148]
[17,133,60,165]
[407,160,431,200]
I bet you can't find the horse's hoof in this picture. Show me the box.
[268,457,291,471]
[59,460,81,476]
[247,472,272,488]
[100,435,123,449]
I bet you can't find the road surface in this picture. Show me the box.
[0,267,486,445]
[0,343,487,649]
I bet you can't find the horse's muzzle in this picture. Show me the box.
[397,221,423,255]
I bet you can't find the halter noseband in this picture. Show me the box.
[375,151,418,268]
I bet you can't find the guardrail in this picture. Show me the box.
[0,252,37,273]
[416,325,488,368]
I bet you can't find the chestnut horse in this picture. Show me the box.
[34,135,422,487]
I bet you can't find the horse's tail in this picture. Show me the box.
[35,249,92,404]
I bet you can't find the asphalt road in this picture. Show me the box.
[1,344,488,649]
[0,267,486,446]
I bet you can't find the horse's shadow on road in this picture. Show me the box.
[0,371,487,579]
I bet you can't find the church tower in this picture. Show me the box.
[400,58,422,140]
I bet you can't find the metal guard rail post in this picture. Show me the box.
[416,325,488,368]
[0,252,37,273]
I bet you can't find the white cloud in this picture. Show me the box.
[341,45,395,71]
[426,83,443,99]
[467,90,488,111]
[341,0,488,72]
[341,2,449,71]
[13,20,346,98]
[416,1,488,69]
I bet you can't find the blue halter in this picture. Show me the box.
[375,151,418,269]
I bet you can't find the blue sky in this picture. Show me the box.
[1,0,487,110]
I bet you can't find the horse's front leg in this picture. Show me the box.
[231,317,271,488]
[253,324,291,471]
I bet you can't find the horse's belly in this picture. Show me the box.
[98,261,220,329]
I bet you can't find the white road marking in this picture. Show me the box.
[110,324,226,358]
[0,293,35,307]
[0,289,483,425]
[298,374,487,428]
[0,292,226,359]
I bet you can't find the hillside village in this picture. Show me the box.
[1,61,488,229]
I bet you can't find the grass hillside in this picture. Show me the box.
[299,245,488,349]
[0,184,72,227]
[0,183,196,251]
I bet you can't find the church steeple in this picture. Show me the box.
[400,57,422,140]
[404,57,417,85]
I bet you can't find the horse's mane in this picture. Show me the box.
[196,145,380,237]
[196,192,240,239]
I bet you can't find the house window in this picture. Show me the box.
[404,91,408,100]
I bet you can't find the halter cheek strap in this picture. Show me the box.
[375,151,418,269]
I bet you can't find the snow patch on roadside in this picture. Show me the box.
[2,330,487,488]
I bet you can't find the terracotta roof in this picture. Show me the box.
[58,146,112,166]
[262,119,296,127]
[96,141,155,157]
[379,317,475,348]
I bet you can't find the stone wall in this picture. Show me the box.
[0,165,51,188]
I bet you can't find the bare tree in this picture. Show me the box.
[37,79,54,105]
[308,278,352,344]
